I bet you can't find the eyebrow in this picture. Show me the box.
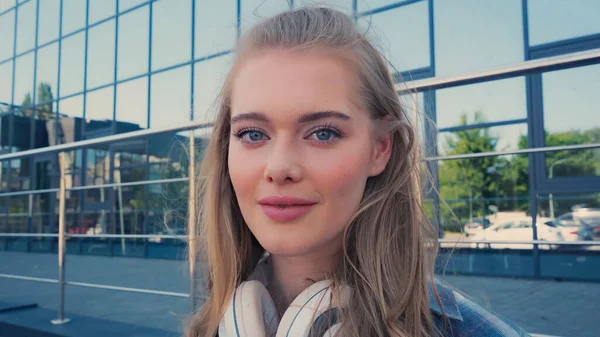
[230,110,351,124]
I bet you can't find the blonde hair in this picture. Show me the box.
[187,7,441,337]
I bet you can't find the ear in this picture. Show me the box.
[368,128,392,177]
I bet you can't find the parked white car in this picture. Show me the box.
[470,217,562,249]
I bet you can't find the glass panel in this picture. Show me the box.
[59,32,85,97]
[147,132,188,180]
[364,0,429,74]
[117,5,148,80]
[35,43,58,104]
[64,150,83,186]
[85,149,110,185]
[151,0,191,71]
[193,54,232,121]
[150,66,191,128]
[89,0,116,24]
[114,184,145,236]
[435,77,527,130]
[241,0,289,33]
[8,195,28,232]
[113,140,147,182]
[438,154,531,241]
[0,9,15,61]
[15,0,35,54]
[85,86,114,122]
[0,1,15,12]
[9,158,30,190]
[37,0,60,46]
[87,19,115,89]
[116,77,148,129]
[434,0,523,77]
[357,0,398,12]
[119,0,147,12]
[13,52,34,108]
[194,0,236,58]
[58,93,83,118]
[295,0,353,15]
[61,0,87,36]
[542,65,600,178]
[0,61,13,105]
[528,0,600,46]
[147,180,188,234]
[438,124,527,158]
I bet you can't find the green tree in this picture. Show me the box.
[20,82,54,118]
[438,112,501,230]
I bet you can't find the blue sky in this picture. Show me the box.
[0,0,599,151]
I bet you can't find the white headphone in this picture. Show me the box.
[218,279,342,337]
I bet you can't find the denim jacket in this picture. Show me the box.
[430,283,531,337]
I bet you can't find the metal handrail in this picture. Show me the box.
[0,120,212,162]
[439,239,600,246]
[400,47,600,92]
[66,177,188,191]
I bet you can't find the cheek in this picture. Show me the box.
[228,142,263,199]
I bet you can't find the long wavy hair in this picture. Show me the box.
[186,7,442,337]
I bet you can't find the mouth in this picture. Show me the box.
[258,196,318,222]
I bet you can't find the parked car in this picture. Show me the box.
[555,210,600,242]
[470,216,560,249]
[463,218,491,237]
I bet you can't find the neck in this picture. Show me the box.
[268,249,338,315]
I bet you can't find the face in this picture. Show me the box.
[228,49,391,258]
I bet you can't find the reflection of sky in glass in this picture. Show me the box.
[58,94,83,118]
[37,0,60,46]
[528,0,600,45]
[59,32,85,97]
[0,62,12,104]
[119,0,147,12]
[542,64,600,135]
[0,11,15,61]
[194,55,232,122]
[118,6,149,80]
[357,0,399,13]
[365,1,429,74]
[151,0,191,71]
[16,0,35,54]
[86,86,114,121]
[35,43,59,103]
[116,77,148,128]
[87,20,116,89]
[195,0,236,57]
[434,0,523,77]
[0,1,15,12]
[61,0,87,36]
[13,51,34,105]
[150,66,191,128]
[89,0,115,24]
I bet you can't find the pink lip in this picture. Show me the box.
[258,196,317,222]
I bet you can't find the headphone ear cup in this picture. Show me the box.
[276,280,334,337]
[219,280,279,337]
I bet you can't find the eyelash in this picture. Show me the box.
[232,124,344,143]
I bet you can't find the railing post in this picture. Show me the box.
[51,152,70,325]
[187,130,198,311]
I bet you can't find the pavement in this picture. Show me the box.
[0,251,599,337]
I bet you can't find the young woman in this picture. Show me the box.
[187,7,530,337]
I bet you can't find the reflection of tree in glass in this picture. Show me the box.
[21,82,55,119]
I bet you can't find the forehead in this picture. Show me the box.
[230,49,359,117]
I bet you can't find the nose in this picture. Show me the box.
[263,141,302,185]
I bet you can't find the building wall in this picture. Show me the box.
[0,1,599,275]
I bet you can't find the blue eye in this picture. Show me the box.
[308,127,341,142]
[236,129,268,143]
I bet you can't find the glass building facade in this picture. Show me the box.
[0,0,599,278]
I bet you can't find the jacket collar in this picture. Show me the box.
[428,281,463,322]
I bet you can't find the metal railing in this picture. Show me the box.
[0,49,598,326]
